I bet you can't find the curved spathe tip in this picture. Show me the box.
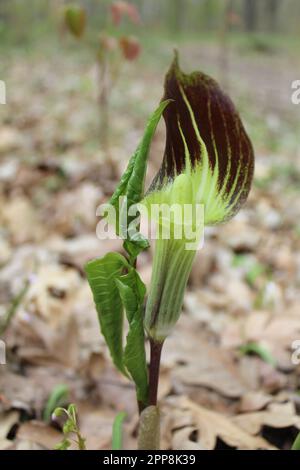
[148,52,254,226]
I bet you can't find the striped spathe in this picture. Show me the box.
[148,52,254,225]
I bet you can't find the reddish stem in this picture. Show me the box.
[148,339,164,406]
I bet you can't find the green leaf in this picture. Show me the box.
[292,432,300,450]
[112,411,127,450]
[0,280,29,335]
[115,269,148,403]
[64,5,86,38]
[116,269,146,323]
[54,403,86,450]
[245,262,267,287]
[84,253,129,376]
[43,384,69,422]
[109,100,171,259]
[110,100,171,210]
[67,404,78,424]
[109,148,138,232]
[124,318,148,403]
[85,252,148,403]
[53,407,65,418]
[55,438,71,450]
[123,236,149,264]
[231,255,268,287]
[240,341,277,367]
[125,100,172,208]
[63,419,75,435]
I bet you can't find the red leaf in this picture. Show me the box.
[110,1,141,26]
[119,36,141,61]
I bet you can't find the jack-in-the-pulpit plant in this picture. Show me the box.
[85,52,254,450]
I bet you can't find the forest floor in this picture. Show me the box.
[0,36,300,450]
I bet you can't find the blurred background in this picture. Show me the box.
[0,0,300,450]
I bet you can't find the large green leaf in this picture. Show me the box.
[110,100,171,209]
[85,254,148,404]
[123,234,149,267]
[115,269,148,403]
[84,253,129,376]
[125,99,172,207]
[109,100,171,260]
[109,147,138,233]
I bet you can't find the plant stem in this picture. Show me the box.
[148,339,164,406]
[138,400,146,414]
[137,406,160,450]
[0,281,29,336]
[77,433,86,450]
[97,55,110,152]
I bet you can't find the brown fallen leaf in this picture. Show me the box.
[0,411,20,450]
[222,309,300,369]
[0,197,45,244]
[239,391,274,412]
[219,219,261,251]
[0,439,13,450]
[172,426,207,450]
[76,402,119,450]
[164,396,274,450]
[164,316,247,398]
[43,182,103,236]
[0,127,23,153]
[232,402,300,435]
[47,235,122,272]
[17,421,62,449]
[11,265,81,367]
[0,372,42,413]
[0,368,82,416]
[13,440,45,450]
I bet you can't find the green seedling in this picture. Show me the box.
[0,280,29,336]
[112,411,127,450]
[43,384,69,423]
[53,404,86,450]
[240,341,277,367]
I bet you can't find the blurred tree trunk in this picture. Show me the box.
[266,0,280,32]
[141,0,160,25]
[203,0,215,30]
[219,0,234,89]
[169,0,185,33]
[244,0,258,32]
[0,0,9,22]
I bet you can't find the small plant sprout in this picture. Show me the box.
[64,1,141,165]
[85,52,254,449]
[53,404,86,450]
[292,431,300,450]
[0,280,30,336]
[43,384,69,423]
[112,411,127,450]
[239,342,277,367]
